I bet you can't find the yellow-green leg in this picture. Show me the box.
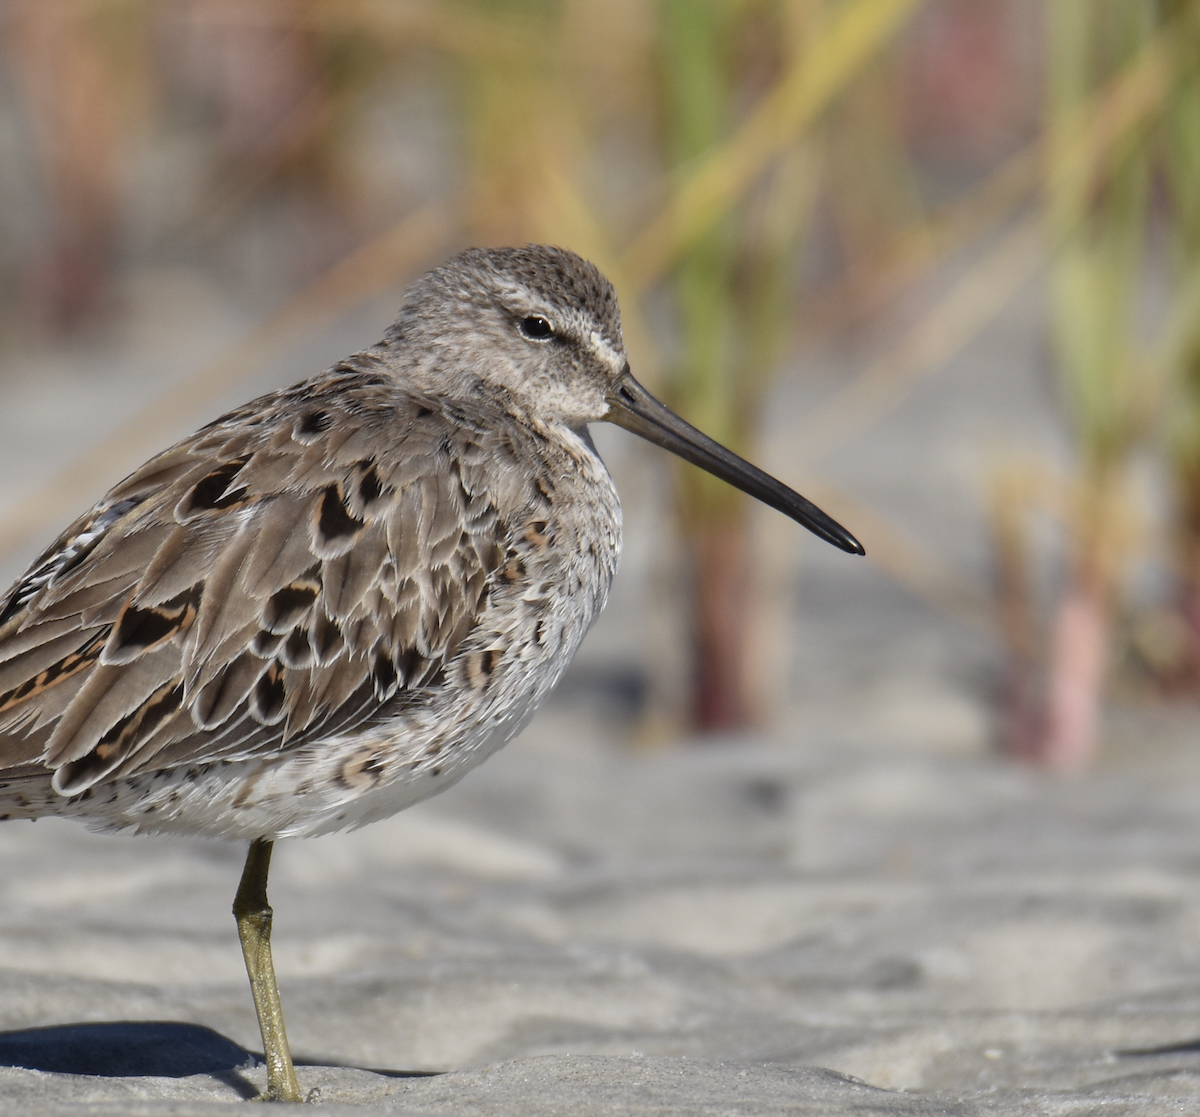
[234,838,302,1102]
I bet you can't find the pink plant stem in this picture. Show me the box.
[1040,579,1109,772]
[692,519,751,732]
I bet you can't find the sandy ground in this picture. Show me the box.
[4,712,1200,1114]
[1,266,1199,1114]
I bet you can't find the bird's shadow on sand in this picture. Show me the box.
[0,1021,436,1100]
[1117,1038,1200,1058]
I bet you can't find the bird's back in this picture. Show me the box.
[0,351,621,839]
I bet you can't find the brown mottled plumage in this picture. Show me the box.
[0,246,862,1099]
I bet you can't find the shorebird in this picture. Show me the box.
[0,245,862,1100]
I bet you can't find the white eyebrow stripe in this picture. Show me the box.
[586,328,624,369]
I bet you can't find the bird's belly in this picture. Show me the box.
[57,648,550,840]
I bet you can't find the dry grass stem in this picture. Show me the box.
[624,0,924,287]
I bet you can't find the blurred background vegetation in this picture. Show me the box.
[1,0,1199,767]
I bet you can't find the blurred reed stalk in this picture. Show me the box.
[2,0,125,333]
[454,0,559,244]
[659,0,745,729]
[1159,0,1200,686]
[658,0,835,730]
[164,0,342,241]
[1028,0,1153,769]
[988,463,1043,762]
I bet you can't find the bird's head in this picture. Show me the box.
[387,244,864,556]
[388,244,628,429]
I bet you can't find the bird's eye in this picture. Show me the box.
[518,316,554,341]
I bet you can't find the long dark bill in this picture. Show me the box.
[606,372,865,556]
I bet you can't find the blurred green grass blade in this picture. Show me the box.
[1159,0,1200,489]
[1047,0,1155,468]
[658,0,737,506]
[626,0,925,286]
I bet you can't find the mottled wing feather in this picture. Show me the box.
[0,370,509,798]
